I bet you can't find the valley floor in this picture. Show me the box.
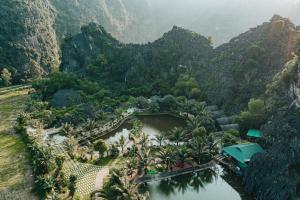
[0,89,37,199]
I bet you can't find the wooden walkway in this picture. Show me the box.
[136,161,216,184]
[78,114,133,146]
[213,154,237,172]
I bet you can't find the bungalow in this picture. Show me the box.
[222,143,264,169]
[247,129,262,138]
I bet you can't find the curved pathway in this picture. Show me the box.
[95,167,109,190]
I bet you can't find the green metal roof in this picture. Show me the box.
[247,129,262,138]
[222,143,263,167]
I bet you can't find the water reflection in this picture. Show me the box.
[105,115,185,146]
[144,166,252,200]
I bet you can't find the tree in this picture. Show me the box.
[168,127,186,146]
[84,119,97,131]
[175,146,190,167]
[117,135,128,154]
[94,139,108,159]
[238,98,267,131]
[61,123,75,136]
[29,60,43,80]
[157,146,175,170]
[153,133,165,147]
[54,154,65,177]
[100,171,149,200]
[135,148,152,175]
[68,175,77,198]
[174,73,201,99]
[64,136,78,158]
[190,136,206,164]
[1,68,11,86]
[36,175,56,197]
[222,130,240,147]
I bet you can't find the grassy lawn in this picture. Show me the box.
[0,89,37,199]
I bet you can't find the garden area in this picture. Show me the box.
[11,72,268,200]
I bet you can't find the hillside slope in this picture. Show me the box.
[201,15,298,112]
[0,0,60,83]
[61,16,298,112]
[243,54,300,200]
[61,24,213,95]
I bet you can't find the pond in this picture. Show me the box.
[104,114,185,146]
[144,165,252,200]
[104,114,252,200]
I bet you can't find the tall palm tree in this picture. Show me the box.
[140,132,150,149]
[186,116,202,136]
[157,146,175,171]
[175,146,190,167]
[100,171,149,200]
[63,136,78,158]
[169,127,185,146]
[190,136,206,164]
[136,148,152,175]
[117,135,128,154]
[203,133,220,156]
[153,133,165,147]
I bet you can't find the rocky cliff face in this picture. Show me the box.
[243,55,300,200]
[61,16,298,111]
[51,0,157,44]
[0,0,60,82]
[201,15,298,113]
[0,0,156,83]
[61,23,213,93]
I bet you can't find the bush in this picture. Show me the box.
[238,98,267,131]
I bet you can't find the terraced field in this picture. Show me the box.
[0,88,37,200]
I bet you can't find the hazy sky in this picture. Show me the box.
[142,0,300,45]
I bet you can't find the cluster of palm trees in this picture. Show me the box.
[98,113,219,200]
[122,113,219,175]
[100,170,149,200]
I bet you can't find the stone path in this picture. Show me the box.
[95,167,109,190]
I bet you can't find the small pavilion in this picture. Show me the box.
[246,129,262,138]
[222,143,264,168]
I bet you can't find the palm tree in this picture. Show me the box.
[85,119,97,131]
[175,146,190,168]
[61,122,75,136]
[203,133,220,156]
[157,146,175,171]
[63,136,78,158]
[100,171,149,200]
[190,136,206,164]
[68,174,77,198]
[168,127,185,146]
[136,148,152,175]
[54,154,65,177]
[125,160,135,177]
[94,139,108,159]
[31,145,53,175]
[36,175,56,195]
[186,116,202,136]
[153,133,165,147]
[117,135,128,154]
[140,132,150,149]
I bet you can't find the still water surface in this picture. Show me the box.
[106,114,252,200]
